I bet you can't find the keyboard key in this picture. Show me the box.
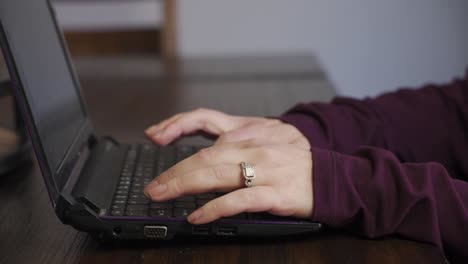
[111,204,125,210]
[150,202,172,209]
[133,178,152,184]
[128,198,150,205]
[115,190,129,195]
[111,210,124,216]
[196,199,211,207]
[117,185,129,191]
[174,201,196,208]
[175,196,196,202]
[130,190,144,196]
[130,194,148,199]
[196,193,217,199]
[114,195,128,200]
[125,210,148,217]
[131,184,144,189]
[174,208,195,218]
[150,208,172,217]
[157,149,176,173]
[119,180,131,185]
[126,204,149,211]
[142,144,152,151]
[132,182,145,188]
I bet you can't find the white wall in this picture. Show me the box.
[179,0,468,97]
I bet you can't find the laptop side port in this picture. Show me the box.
[192,225,211,235]
[217,226,237,236]
[144,226,168,239]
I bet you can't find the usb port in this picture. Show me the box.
[217,226,237,236]
[193,225,211,235]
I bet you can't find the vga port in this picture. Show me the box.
[144,226,168,239]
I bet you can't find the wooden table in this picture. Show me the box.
[0,56,446,263]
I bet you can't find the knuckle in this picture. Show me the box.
[244,137,258,145]
[240,138,262,147]
[258,146,278,160]
[165,168,177,180]
[218,133,232,142]
[239,190,256,204]
[172,176,185,195]
[241,135,273,147]
[197,147,216,162]
[195,107,210,114]
[211,166,229,183]
[216,135,228,143]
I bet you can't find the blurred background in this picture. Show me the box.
[51,0,468,98]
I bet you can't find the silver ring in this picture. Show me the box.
[240,162,256,187]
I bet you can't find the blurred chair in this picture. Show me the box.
[53,0,178,60]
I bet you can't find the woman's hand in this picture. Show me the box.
[145,108,310,149]
[144,139,314,224]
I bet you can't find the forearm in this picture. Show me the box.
[311,146,468,263]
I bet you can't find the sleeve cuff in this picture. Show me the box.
[310,147,336,225]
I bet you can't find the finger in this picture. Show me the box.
[146,163,270,201]
[148,140,258,187]
[150,109,242,145]
[145,114,185,144]
[144,139,267,193]
[145,113,183,136]
[188,186,278,224]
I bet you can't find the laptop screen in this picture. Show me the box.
[0,1,87,176]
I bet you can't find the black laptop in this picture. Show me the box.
[0,0,321,240]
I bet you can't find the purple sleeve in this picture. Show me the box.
[311,147,468,263]
[280,73,468,179]
[280,72,468,263]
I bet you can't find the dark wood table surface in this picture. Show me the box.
[0,56,446,263]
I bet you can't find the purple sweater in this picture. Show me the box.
[280,72,468,263]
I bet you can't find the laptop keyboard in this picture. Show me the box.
[108,144,252,220]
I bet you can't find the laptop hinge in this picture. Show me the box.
[61,140,91,195]
[70,137,126,212]
[55,119,96,193]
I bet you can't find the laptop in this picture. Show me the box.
[0,0,321,240]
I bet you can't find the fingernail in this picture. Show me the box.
[145,179,159,189]
[154,130,163,138]
[145,126,158,133]
[149,184,167,197]
[188,210,203,223]
[144,180,158,197]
